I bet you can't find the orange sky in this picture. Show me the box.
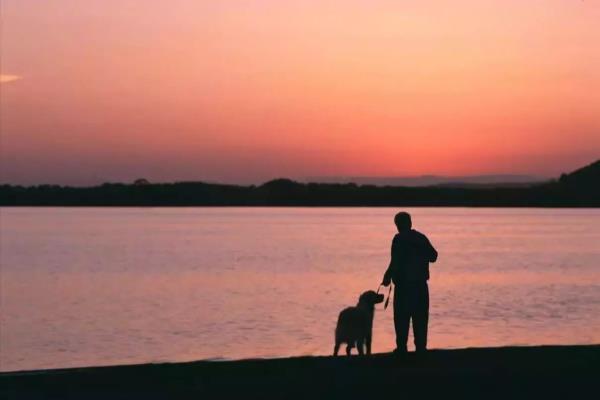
[1,1,599,185]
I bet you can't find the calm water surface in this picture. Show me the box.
[1,207,599,371]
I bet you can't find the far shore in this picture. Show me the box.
[2,158,598,207]
[2,345,598,399]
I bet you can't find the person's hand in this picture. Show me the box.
[381,277,391,287]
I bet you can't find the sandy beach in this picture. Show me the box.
[2,345,598,399]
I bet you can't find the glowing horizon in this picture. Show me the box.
[1,1,599,185]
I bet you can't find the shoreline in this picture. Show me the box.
[3,159,599,208]
[2,345,598,399]
[2,205,600,208]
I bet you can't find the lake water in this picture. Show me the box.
[1,207,599,372]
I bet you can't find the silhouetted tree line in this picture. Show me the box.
[1,160,598,207]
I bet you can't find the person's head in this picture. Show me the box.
[394,212,412,232]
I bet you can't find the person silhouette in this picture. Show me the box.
[381,212,438,355]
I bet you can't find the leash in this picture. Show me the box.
[377,283,393,310]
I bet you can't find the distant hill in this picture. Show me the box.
[304,175,547,188]
[559,159,600,187]
[1,160,598,207]
[556,159,600,203]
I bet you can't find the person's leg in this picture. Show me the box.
[412,282,429,352]
[393,285,410,352]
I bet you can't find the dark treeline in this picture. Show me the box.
[1,160,598,207]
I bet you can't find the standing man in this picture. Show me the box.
[382,212,438,354]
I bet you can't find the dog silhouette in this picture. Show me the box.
[334,290,384,356]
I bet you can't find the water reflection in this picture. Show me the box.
[1,207,599,371]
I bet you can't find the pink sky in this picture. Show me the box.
[1,1,599,185]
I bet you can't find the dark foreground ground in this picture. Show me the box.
[1,345,598,399]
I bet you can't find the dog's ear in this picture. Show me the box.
[367,290,384,304]
[358,291,370,304]
[360,290,384,305]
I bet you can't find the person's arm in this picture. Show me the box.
[382,264,392,286]
[425,237,438,263]
[382,236,397,286]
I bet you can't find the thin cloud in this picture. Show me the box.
[0,74,22,83]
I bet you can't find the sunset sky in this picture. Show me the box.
[1,1,599,185]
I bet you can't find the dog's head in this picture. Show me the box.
[358,290,385,308]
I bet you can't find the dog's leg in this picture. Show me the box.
[366,335,372,355]
[357,340,364,356]
[333,341,340,356]
[346,344,352,356]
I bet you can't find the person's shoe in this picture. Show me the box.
[392,347,408,358]
[415,347,428,361]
